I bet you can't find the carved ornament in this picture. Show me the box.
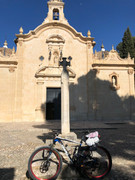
[35,66,76,78]
[36,81,44,85]
[9,67,15,73]
[128,69,134,75]
[46,34,65,44]
[94,69,100,74]
[87,42,91,49]
[18,41,23,46]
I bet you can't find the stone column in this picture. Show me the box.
[61,66,70,134]
[60,57,70,135]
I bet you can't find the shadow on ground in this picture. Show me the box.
[33,122,135,180]
[0,168,15,180]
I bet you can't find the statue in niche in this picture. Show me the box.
[110,73,120,91]
[53,51,59,66]
[112,76,117,87]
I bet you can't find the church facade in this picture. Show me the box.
[0,0,135,122]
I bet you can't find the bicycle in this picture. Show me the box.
[28,131,112,180]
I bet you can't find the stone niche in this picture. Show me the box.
[46,34,65,66]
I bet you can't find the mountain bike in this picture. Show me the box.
[28,131,112,180]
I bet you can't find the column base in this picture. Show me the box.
[59,132,77,141]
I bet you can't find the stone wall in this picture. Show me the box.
[0,55,17,121]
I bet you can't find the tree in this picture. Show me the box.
[116,42,123,57]
[116,27,135,59]
[133,36,135,48]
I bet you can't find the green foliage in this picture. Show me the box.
[133,36,135,48]
[116,42,123,57]
[116,27,135,59]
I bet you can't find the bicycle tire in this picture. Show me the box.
[28,146,62,180]
[82,145,112,179]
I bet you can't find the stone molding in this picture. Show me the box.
[15,22,96,45]
[47,0,64,6]
[0,61,18,65]
[93,48,134,67]
[9,67,15,73]
[92,64,134,68]
[36,81,44,85]
[94,69,100,74]
[128,69,134,75]
[35,66,76,78]
[46,34,65,44]
[0,54,18,73]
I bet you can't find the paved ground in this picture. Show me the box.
[0,120,135,180]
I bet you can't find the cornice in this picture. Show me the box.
[0,61,18,65]
[48,1,64,6]
[94,49,134,66]
[0,53,18,65]
[35,66,76,78]
[92,63,135,68]
[15,22,95,44]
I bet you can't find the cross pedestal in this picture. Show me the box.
[59,57,77,140]
[60,57,70,135]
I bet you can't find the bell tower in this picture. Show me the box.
[44,0,68,24]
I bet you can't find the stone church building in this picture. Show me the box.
[0,0,135,122]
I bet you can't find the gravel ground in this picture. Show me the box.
[0,121,135,180]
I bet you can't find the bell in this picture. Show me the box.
[54,12,59,20]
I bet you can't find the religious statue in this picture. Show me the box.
[112,76,116,87]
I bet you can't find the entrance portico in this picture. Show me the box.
[35,66,76,122]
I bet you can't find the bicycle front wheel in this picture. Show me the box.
[28,146,62,180]
[83,145,112,179]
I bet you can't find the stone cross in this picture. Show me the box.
[59,57,71,135]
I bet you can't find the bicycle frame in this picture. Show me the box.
[53,136,81,164]
[28,131,112,180]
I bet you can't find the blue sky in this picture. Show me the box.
[0,0,135,51]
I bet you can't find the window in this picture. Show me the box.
[39,56,44,61]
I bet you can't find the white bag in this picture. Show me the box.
[86,136,99,146]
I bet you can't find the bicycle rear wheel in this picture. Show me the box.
[28,146,62,180]
[83,145,112,179]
